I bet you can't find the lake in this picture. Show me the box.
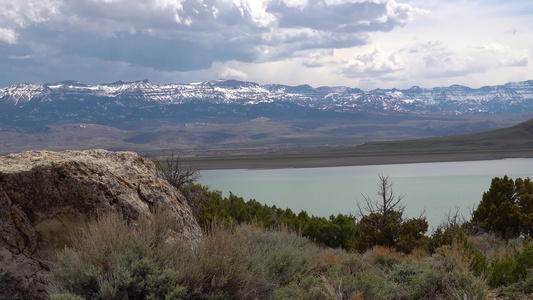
[198,158,533,229]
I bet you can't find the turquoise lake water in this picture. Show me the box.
[199,158,533,229]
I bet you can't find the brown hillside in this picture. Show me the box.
[355,118,533,154]
[184,119,533,169]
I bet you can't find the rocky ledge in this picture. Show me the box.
[0,149,202,299]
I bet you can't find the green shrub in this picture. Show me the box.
[184,226,271,299]
[370,243,490,300]
[50,212,192,299]
[271,242,492,300]
[50,294,84,300]
[50,207,495,300]
[472,176,533,240]
[498,268,533,298]
[488,240,533,290]
[51,211,329,299]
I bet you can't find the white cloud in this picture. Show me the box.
[0,1,61,28]
[332,0,529,89]
[340,47,404,77]
[0,28,18,44]
[219,66,248,80]
[281,0,308,9]
[384,0,426,26]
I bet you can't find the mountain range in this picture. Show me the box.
[2,79,533,128]
[1,79,533,154]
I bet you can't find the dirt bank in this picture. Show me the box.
[183,149,533,170]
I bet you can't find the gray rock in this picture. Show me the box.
[0,149,202,299]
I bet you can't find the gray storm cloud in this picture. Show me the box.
[0,0,419,77]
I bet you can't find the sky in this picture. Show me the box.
[0,0,532,90]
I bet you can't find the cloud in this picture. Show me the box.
[0,0,421,76]
[505,56,529,67]
[269,0,421,32]
[8,55,32,60]
[0,28,18,44]
[468,44,530,68]
[3,0,530,90]
[340,47,404,77]
[219,66,248,80]
[398,41,484,78]
[0,1,59,28]
[301,49,335,68]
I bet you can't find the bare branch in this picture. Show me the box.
[153,148,200,190]
[359,175,405,219]
[356,175,406,238]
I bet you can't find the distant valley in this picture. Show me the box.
[1,79,533,155]
[183,118,533,169]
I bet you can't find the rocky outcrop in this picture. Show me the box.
[0,149,202,299]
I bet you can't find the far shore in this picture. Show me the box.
[182,149,533,170]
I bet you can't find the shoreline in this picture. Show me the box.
[183,149,533,170]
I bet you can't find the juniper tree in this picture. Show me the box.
[472,176,533,240]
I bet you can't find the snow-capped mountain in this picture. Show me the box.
[1,79,533,127]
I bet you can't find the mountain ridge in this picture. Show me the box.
[2,79,533,119]
[2,79,533,155]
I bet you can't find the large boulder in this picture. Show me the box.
[0,149,202,299]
